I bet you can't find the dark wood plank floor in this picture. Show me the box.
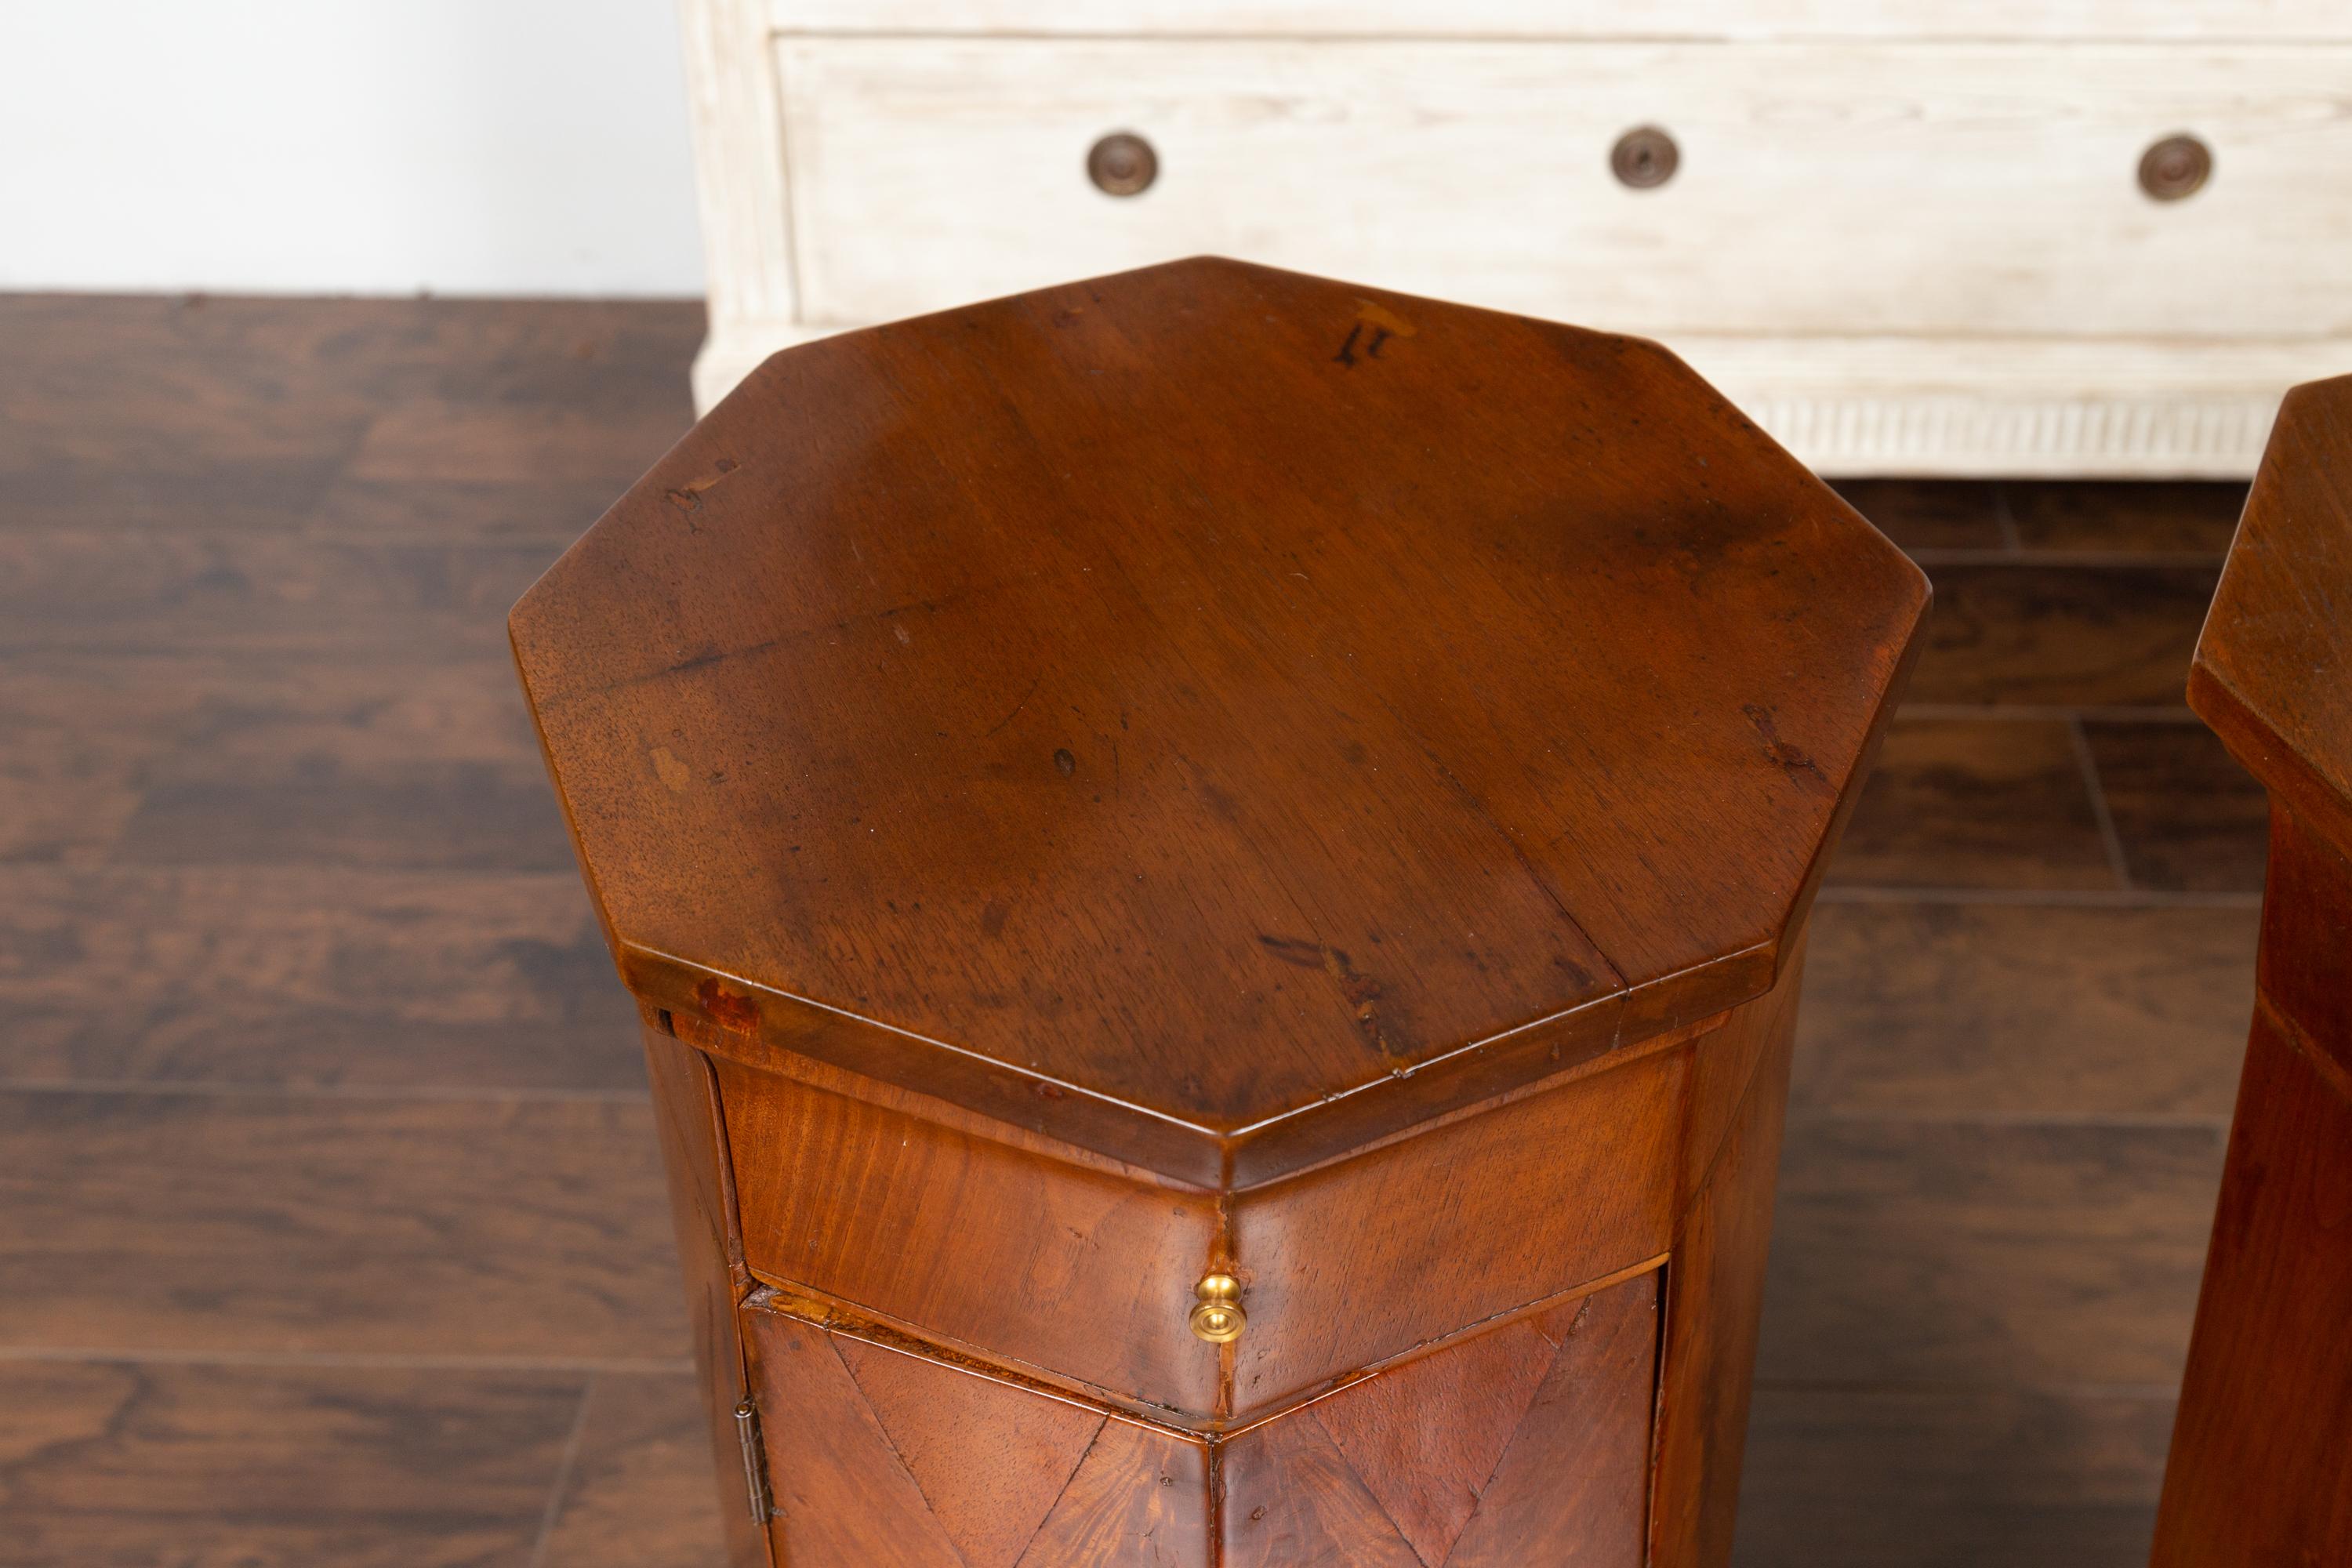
[0,296,2264,1567]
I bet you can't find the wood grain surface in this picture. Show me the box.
[0,864,642,1091]
[1795,900,2257,1117]
[1761,1116,2224,1388]
[0,292,2263,1567]
[1757,450,2254,1566]
[0,1090,686,1362]
[0,292,706,1566]
[1831,718,2120,890]
[0,1360,585,1568]
[1739,1385,2175,1568]
[1900,563,2218,708]
[2080,722,2270,892]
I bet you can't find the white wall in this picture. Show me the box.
[0,1,705,296]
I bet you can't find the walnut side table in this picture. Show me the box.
[511,258,1927,1567]
[2151,373,2352,1567]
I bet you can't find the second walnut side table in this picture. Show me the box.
[511,258,1928,1567]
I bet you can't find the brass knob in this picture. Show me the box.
[1610,125,1679,190]
[1189,1272,1245,1343]
[2139,133,2212,202]
[1087,132,1159,197]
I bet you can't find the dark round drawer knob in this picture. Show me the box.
[2139,133,2212,201]
[1087,132,1159,197]
[1611,125,1679,190]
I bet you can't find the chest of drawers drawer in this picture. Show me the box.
[779,39,2352,344]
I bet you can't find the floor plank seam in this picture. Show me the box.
[524,1376,598,1568]
[0,1346,696,1374]
[1895,705,2202,724]
[1787,1108,2230,1131]
[1904,549,2227,569]
[0,1080,654,1104]
[2068,715,2140,891]
[1817,885,2260,908]
[1752,1377,2186,1400]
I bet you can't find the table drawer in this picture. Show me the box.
[777,38,2352,341]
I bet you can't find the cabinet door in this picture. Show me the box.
[739,1269,1660,1568]
[1221,1269,1660,1568]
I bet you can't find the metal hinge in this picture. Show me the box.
[734,1398,773,1525]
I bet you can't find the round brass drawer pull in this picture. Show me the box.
[2139,133,2212,201]
[1189,1272,1246,1343]
[1611,125,1679,190]
[1088,132,1159,197]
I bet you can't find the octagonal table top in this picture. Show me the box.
[2190,372,2352,857]
[511,258,1929,1183]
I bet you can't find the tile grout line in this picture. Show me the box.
[525,1375,597,1568]
[2068,715,2139,892]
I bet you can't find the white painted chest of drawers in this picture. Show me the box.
[680,1,2352,474]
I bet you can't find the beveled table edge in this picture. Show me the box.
[623,935,1782,1189]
